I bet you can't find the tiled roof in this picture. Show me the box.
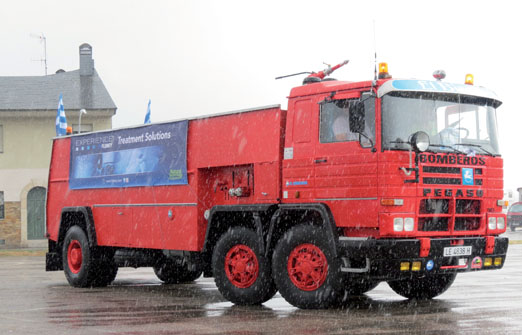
[0,69,117,111]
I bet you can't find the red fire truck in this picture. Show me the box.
[46,62,508,309]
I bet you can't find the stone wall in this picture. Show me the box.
[0,202,21,248]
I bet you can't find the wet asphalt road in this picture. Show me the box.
[1,232,522,335]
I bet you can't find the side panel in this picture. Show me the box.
[47,107,285,252]
[46,138,72,242]
[188,107,284,168]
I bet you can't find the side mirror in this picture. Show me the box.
[349,101,365,133]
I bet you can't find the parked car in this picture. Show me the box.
[507,202,522,231]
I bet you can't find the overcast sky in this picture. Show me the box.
[2,0,521,192]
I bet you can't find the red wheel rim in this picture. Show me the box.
[67,240,83,274]
[224,244,259,288]
[287,243,328,291]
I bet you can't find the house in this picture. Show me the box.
[0,43,117,248]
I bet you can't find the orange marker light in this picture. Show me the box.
[379,62,388,74]
[378,62,391,79]
[465,74,474,85]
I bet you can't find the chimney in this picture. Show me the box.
[79,43,94,76]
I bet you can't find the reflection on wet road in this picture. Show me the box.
[1,242,521,334]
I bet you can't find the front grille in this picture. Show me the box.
[423,166,461,174]
[423,177,461,185]
[456,199,480,214]
[417,162,484,233]
[419,199,449,214]
[454,217,481,231]
[418,198,482,232]
[418,217,449,231]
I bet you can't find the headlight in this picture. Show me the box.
[411,131,430,152]
[488,217,497,230]
[497,217,505,230]
[404,218,415,231]
[393,218,404,232]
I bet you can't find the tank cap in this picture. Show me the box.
[302,76,321,85]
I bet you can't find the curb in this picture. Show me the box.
[0,249,47,257]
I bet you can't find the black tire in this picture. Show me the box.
[62,226,117,287]
[212,227,277,305]
[153,259,202,284]
[272,225,343,309]
[387,273,457,299]
[92,260,118,287]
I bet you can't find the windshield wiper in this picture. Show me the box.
[454,143,495,156]
[428,143,467,155]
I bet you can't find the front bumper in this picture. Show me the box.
[337,236,508,280]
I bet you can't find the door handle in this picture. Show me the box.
[314,158,327,164]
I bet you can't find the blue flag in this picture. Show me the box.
[144,99,151,124]
[55,94,67,136]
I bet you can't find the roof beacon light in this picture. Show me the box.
[378,62,391,79]
[433,70,446,81]
[465,74,474,85]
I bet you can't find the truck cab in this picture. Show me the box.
[283,68,505,240]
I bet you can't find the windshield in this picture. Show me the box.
[382,92,500,155]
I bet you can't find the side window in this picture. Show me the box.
[0,124,3,153]
[319,99,359,143]
[0,191,4,220]
[362,96,376,145]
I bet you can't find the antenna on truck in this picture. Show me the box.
[275,60,349,85]
[373,20,378,83]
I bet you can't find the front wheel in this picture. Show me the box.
[387,273,457,299]
[212,227,276,305]
[272,225,343,309]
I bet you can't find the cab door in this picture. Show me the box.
[313,93,379,229]
[282,98,316,202]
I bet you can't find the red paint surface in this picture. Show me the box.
[47,79,506,254]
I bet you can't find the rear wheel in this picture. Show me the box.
[212,227,276,305]
[388,273,457,299]
[153,258,202,284]
[62,226,117,287]
[272,225,343,309]
[92,259,118,286]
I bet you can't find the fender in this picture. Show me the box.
[265,203,339,257]
[202,204,276,255]
[58,207,98,248]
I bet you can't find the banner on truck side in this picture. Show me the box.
[69,121,188,189]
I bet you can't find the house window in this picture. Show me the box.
[0,191,4,220]
[72,124,93,134]
[0,124,3,153]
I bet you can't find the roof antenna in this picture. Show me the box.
[369,20,378,95]
[372,20,378,83]
[30,33,48,75]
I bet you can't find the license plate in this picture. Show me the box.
[443,246,472,257]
